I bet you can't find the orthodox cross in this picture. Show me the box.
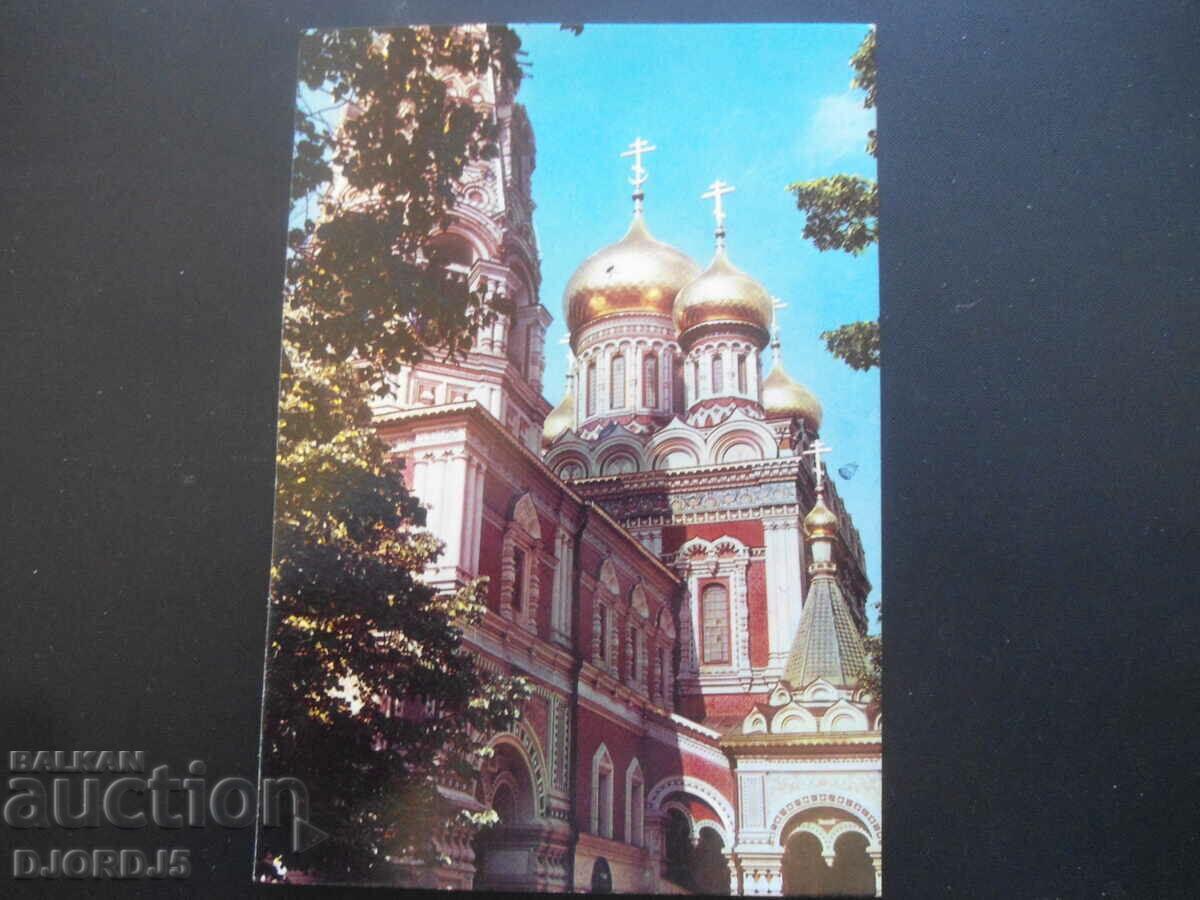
[802,439,833,494]
[702,179,736,248]
[769,296,788,360]
[620,137,656,212]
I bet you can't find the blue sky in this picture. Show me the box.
[514,24,881,624]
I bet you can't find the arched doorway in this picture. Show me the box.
[663,807,693,889]
[782,831,828,896]
[590,857,613,893]
[472,741,536,891]
[694,826,731,895]
[828,832,875,896]
[780,808,877,897]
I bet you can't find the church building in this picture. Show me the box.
[371,44,881,896]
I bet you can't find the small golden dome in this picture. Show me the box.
[761,361,823,431]
[563,214,700,334]
[672,249,773,344]
[804,494,839,539]
[543,386,575,444]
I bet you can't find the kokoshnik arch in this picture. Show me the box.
[319,25,881,896]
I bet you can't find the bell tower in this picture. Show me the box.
[374,29,552,454]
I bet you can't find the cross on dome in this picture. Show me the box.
[620,137,657,213]
[770,296,788,361]
[702,179,736,249]
[802,438,833,494]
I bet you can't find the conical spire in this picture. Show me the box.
[781,576,867,689]
[781,440,867,689]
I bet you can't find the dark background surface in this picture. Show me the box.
[2,1,1198,897]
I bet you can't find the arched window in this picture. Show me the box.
[701,583,730,664]
[625,759,645,847]
[711,355,724,394]
[643,354,658,406]
[591,744,614,838]
[610,354,626,409]
[737,353,747,393]
[629,626,640,685]
[586,362,597,416]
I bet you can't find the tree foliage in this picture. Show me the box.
[287,26,523,387]
[819,319,880,372]
[260,26,530,881]
[789,27,879,371]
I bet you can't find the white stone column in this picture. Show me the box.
[473,460,486,572]
[441,452,468,573]
[764,518,804,663]
[871,852,882,896]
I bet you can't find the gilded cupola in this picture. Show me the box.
[674,179,772,350]
[673,247,774,344]
[761,362,824,432]
[803,492,839,540]
[563,137,700,339]
[562,213,700,334]
[542,374,575,444]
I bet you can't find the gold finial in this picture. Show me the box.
[620,137,657,214]
[702,179,736,250]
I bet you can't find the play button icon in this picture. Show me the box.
[292,816,329,853]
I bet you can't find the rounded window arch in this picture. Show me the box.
[655,446,698,470]
[720,441,761,463]
[424,231,476,269]
[601,452,638,476]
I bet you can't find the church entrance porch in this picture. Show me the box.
[776,807,880,897]
[472,738,570,892]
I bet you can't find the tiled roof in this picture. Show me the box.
[782,576,867,689]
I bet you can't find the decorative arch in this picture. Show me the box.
[656,605,676,641]
[771,704,819,734]
[599,450,639,476]
[647,425,705,468]
[672,536,753,679]
[631,583,651,619]
[742,709,768,734]
[694,817,731,849]
[485,725,549,821]
[797,678,840,703]
[770,793,882,851]
[596,558,618,594]
[646,776,737,840]
[511,492,542,540]
[706,416,778,462]
[821,698,870,732]
[500,491,542,630]
[591,433,647,473]
[659,799,695,837]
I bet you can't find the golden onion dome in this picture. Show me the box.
[542,384,575,444]
[563,214,701,334]
[761,361,823,431]
[804,493,839,539]
[672,248,774,344]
